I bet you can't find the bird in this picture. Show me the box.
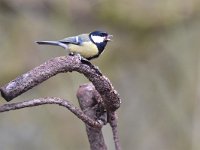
[36,31,112,60]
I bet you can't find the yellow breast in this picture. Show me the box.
[68,41,98,59]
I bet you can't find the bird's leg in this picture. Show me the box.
[69,53,102,75]
[80,57,102,76]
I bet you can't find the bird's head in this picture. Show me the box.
[89,31,112,52]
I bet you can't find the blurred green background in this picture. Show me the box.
[0,0,200,150]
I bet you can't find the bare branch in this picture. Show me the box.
[0,55,121,111]
[0,54,122,149]
[109,112,121,150]
[0,97,102,128]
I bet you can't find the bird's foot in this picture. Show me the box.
[81,58,102,76]
[69,52,75,56]
[69,53,83,61]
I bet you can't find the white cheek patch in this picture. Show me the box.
[91,35,105,43]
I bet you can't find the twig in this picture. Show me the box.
[0,97,102,128]
[109,111,121,150]
[0,55,121,111]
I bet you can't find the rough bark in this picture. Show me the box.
[0,55,121,111]
[0,97,102,128]
[77,83,107,150]
[0,54,122,149]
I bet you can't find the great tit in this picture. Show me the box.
[36,31,112,60]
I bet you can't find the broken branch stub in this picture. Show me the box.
[77,83,107,150]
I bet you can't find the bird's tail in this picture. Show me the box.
[36,41,68,49]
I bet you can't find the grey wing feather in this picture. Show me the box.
[59,36,79,44]
[59,34,90,45]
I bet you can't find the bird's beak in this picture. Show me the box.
[106,34,113,42]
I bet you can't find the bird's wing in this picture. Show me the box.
[59,34,90,45]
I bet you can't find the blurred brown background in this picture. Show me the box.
[0,0,200,150]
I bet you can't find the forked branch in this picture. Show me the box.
[0,54,121,150]
[0,97,102,128]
